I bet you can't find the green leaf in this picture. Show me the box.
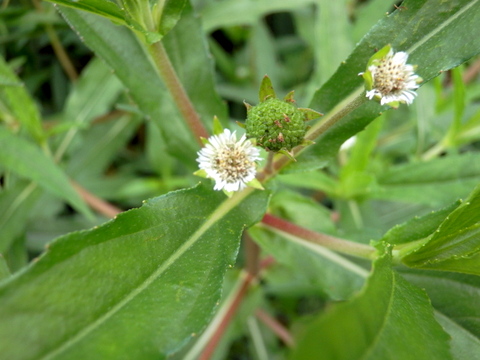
[0,254,10,281]
[435,312,480,360]
[292,0,480,172]
[291,248,452,360]
[403,269,480,359]
[313,0,353,87]
[0,182,42,252]
[158,0,187,37]
[0,185,270,360]
[258,75,276,102]
[402,184,480,274]
[200,0,316,32]
[0,55,44,142]
[380,201,460,245]
[373,153,480,207]
[59,2,227,167]
[0,127,91,218]
[44,0,127,25]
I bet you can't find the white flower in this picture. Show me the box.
[196,129,262,192]
[361,46,422,107]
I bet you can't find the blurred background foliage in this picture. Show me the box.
[1,0,480,358]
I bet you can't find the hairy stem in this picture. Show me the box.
[147,41,209,145]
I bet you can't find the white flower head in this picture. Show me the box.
[196,129,262,192]
[360,45,422,108]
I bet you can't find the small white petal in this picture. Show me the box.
[364,48,420,106]
[196,129,262,192]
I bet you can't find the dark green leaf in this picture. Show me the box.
[0,128,91,218]
[291,249,452,360]
[45,0,127,25]
[0,185,270,360]
[403,184,480,274]
[291,0,480,172]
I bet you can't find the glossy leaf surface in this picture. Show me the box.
[0,185,270,360]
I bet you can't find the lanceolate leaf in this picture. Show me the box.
[0,128,91,218]
[402,184,480,274]
[0,182,42,253]
[290,0,480,172]
[372,153,480,207]
[0,56,44,143]
[158,0,187,37]
[0,185,270,360]
[291,248,452,360]
[58,2,227,168]
[45,0,127,25]
[380,201,460,245]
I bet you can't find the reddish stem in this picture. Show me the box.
[198,256,275,360]
[261,213,376,259]
[255,308,295,347]
[71,181,122,218]
[198,271,255,360]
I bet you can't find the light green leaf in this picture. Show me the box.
[54,58,124,161]
[340,115,384,179]
[44,0,127,25]
[0,254,10,281]
[0,127,91,218]
[0,184,270,360]
[0,56,44,142]
[291,0,480,172]
[158,0,187,37]
[200,0,316,32]
[0,182,42,253]
[291,249,452,360]
[313,0,353,87]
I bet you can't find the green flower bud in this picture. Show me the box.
[245,98,307,152]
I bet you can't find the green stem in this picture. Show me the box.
[305,89,367,143]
